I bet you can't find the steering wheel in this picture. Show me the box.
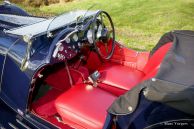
[92,11,116,60]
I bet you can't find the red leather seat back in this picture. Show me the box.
[143,42,172,75]
[136,52,150,71]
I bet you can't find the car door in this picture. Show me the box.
[0,35,35,128]
[0,34,58,129]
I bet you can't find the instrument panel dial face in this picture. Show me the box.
[73,34,78,42]
[65,37,71,44]
[87,29,93,44]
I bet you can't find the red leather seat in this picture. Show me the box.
[98,63,145,96]
[98,43,172,96]
[55,84,116,129]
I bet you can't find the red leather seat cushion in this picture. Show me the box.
[98,43,172,96]
[32,89,63,117]
[98,63,145,96]
[55,84,116,129]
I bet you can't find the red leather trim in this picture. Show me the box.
[55,84,116,129]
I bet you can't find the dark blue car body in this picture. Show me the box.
[0,32,57,129]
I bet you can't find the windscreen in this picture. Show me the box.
[5,10,98,38]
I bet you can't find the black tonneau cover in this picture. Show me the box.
[109,30,194,115]
[0,14,45,31]
[0,14,45,26]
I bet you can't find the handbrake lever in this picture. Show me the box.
[87,70,101,87]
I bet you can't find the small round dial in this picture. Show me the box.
[87,29,93,44]
[65,37,71,44]
[73,34,78,42]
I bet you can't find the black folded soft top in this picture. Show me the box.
[109,30,194,116]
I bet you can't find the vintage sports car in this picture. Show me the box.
[0,1,194,129]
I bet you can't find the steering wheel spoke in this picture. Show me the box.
[93,11,115,60]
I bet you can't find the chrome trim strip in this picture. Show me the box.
[16,119,31,129]
[8,122,18,129]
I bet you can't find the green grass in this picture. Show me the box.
[4,0,194,51]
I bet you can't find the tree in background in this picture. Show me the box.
[9,0,73,7]
[60,0,73,3]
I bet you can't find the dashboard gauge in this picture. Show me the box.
[87,29,93,44]
[53,42,62,58]
[73,34,78,42]
[72,45,75,49]
[78,42,81,47]
[97,25,102,38]
[65,37,70,44]
[58,45,64,52]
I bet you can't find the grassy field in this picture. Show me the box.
[2,0,194,51]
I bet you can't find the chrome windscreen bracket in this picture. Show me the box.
[20,35,32,71]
